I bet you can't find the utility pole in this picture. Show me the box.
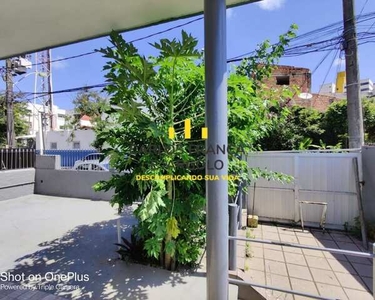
[342,0,364,148]
[5,59,15,148]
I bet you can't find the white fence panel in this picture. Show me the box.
[247,150,361,229]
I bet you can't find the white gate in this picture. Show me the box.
[247,149,362,229]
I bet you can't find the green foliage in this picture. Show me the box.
[245,229,254,258]
[228,25,297,193]
[95,27,297,268]
[260,97,375,150]
[115,234,148,262]
[364,99,375,143]
[0,93,30,147]
[63,90,108,128]
[321,100,348,147]
[322,98,375,147]
[260,106,324,150]
[347,216,375,241]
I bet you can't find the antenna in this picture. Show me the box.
[34,50,54,132]
[298,93,313,100]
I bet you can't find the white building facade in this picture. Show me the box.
[21,103,96,150]
[36,129,96,150]
[25,103,68,136]
[320,77,374,99]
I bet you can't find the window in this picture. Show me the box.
[276,75,290,86]
[84,154,102,161]
[76,163,105,171]
[73,141,80,149]
[50,142,57,150]
[91,164,105,171]
[77,164,90,171]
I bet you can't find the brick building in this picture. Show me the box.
[292,94,339,112]
[263,65,340,111]
[263,65,311,94]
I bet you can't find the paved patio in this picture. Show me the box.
[1,195,373,300]
[235,222,373,300]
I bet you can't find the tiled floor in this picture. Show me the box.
[236,222,373,300]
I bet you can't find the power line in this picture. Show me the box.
[282,49,336,107]
[21,17,204,68]
[14,13,375,100]
[21,47,338,103]
[366,19,375,33]
[18,31,375,102]
[12,11,375,70]
[21,83,107,103]
[229,28,375,62]
[359,0,370,17]
[318,48,341,95]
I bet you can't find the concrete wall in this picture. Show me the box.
[35,155,114,201]
[362,146,375,223]
[0,169,35,201]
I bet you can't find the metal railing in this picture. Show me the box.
[228,235,375,300]
[0,148,36,170]
[37,149,98,168]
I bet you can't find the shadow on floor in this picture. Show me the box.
[6,210,192,300]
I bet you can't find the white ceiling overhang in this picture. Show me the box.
[0,0,259,59]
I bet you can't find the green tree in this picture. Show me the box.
[321,98,375,147]
[94,27,296,269]
[363,98,375,143]
[260,106,324,150]
[0,93,30,147]
[321,100,348,147]
[63,90,108,130]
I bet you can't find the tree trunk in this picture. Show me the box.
[159,241,165,266]
[164,179,173,270]
[164,234,172,270]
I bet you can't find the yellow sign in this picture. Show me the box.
[336,71,346,93]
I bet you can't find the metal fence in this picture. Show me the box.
[0,148,36,170]
[247,149,362,229]
[37,149,98,168]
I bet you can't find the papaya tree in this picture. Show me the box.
[94,26,296,269]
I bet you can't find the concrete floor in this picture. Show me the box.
[0,195,231,300]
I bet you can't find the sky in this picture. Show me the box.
[1,0,375,110]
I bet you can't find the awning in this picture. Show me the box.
[0,0,258,59]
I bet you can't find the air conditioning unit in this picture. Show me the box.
[12,56,32,75]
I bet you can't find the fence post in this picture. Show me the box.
[238,183,243,229]
[229,203,238,271]
[294,155,300,223]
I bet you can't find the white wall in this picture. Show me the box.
[35,155,113,201]
[362,146,375,223]
[25,103,68,135]
[36,129,96,150]
[0,169,35,201]
[247,150,361,229]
